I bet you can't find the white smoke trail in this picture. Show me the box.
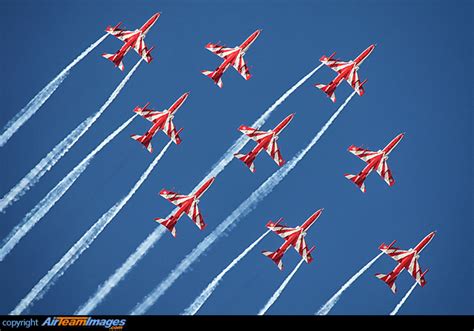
[76,228,167,314]
[0,115,136,262]
[10,141,172,315]
[316,251,384,315]
[0,59,143,213]
[0,34,108,147]
[244,63,324,131]
[258,259,305,315]
[183,230,271,315]
[131,92,357,315]
[75,65,323,315]
[390,282,417,315]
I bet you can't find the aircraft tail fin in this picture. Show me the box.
[375,272,397,293]
[234,153,256,173]
[315,83,336,102]
[131,134,153,153]
[102,53,125,71]
[155,218,177,237]
[344,173,367,193]
[262,250,284,271]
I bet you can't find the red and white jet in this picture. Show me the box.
[102,13,160,71]
[202,29,261,88]
[376,231,435,293]
[155,177,215,237]
[131,92,188,153]
[345,133,404,193]
[262,209,323,270]
[315,44,375,102]
[234,114,294,173]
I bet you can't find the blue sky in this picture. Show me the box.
[0,0,471,315]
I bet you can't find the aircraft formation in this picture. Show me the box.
[103,12,434,293]
[2,11,437,315]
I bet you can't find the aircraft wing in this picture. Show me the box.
[376,158,395,186]
[406,257,427,287]
[345,69,365,96]
[292,234,314,263]
[205,43,238,60]
[132,36,153,63]
[133,106,165,124]
[232,53,251,80]
[185,199,206,230]
[320,54,352,74]
[105,26,137,43]
[264,136,285,166]
[379,242,411,262]
[238,126,273,143]
[160,190,192,208]
[162,117,182,145]
[348,145,381,163]
[266,220,300,240]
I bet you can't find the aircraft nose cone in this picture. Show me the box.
[253,29,262,38]
[206,177,216,187]
[283,113,296,124]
